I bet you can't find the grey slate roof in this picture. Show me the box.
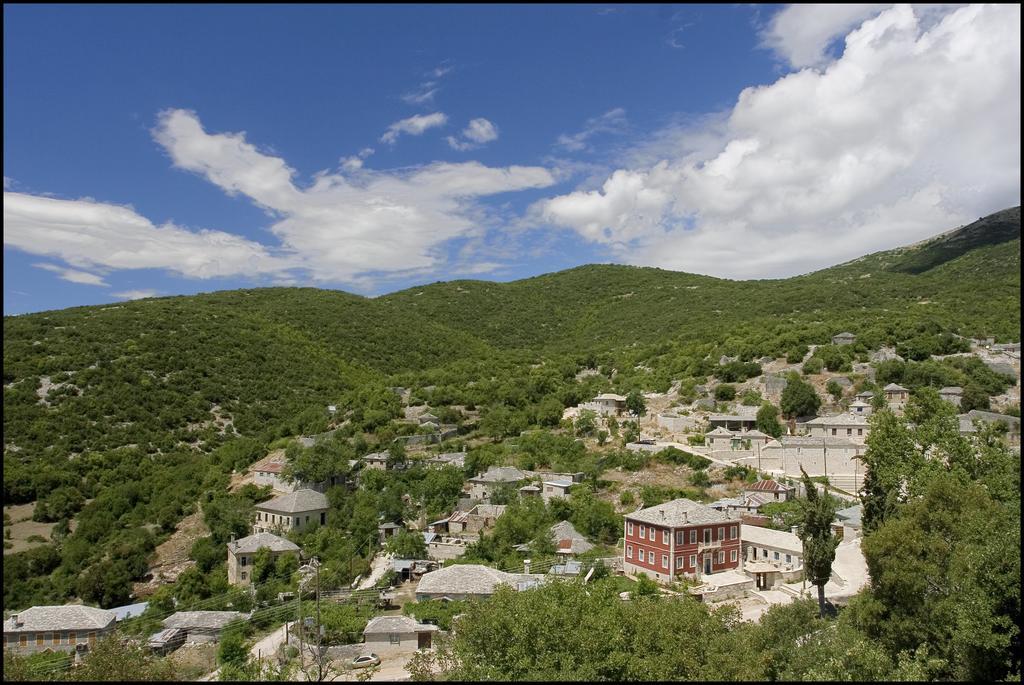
[469,466,528,483]
[625,499,734,527]
[228,532,300,555]
[256,489,328,514]
[965,410,1021,430]
[550,520,594,554]
[364,615,437,635]
[3,605,116,633]
[741,524,803,553]
[883,383,909,392]
[939,386,963,394]
[162,611,246,631]
[835,505,863,527]
[416,564,545,596]
[805,413,869,426]
[776,436,861,447]
[706,427,734,436]
[364,451,389,462]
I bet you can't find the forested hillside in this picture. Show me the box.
[2,206,1020,611]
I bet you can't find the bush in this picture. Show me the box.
[802,357,824,375]
[714,384,736,401]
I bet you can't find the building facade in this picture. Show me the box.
[622,499,742,582]
[227,533,300,586]
[253,489,328,535]
[3,606,116,656]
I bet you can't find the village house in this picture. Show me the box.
[3,606,116,655]
[518,484,541,498]
[249,451,292,492]
[227,532,300,586]
[253,489,328,535]
[161,611,246,644]
[833,504,863,541]
[740,524,804,590]
[363,615,438,649]
[848,399,871,416]
[803,412,870,444]
[745,479,795,502]
[466,465,528,500]
[362,451,390,471]
[623,499,742,582]
[707,409,759,432]
[939,386,963,407]
[447,504,506,536]
[540,477,574,502]
[587,393,627,416]
[883,383,910,412]
[415,564,545,601]
[961,410,1021,445]
[515,520,595,558]
[832,332,856,346]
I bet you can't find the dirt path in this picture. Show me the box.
[357,553,394,590]
[133,506,209,597]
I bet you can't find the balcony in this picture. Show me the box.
[697,539,722,551]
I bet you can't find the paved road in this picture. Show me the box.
[198,620,295,681]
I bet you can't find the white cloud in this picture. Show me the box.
[380,112,448,144]
[761,4,890,68]
[6,192,291,279]
[447,118,499,151]
[540,4,1021,279]
[33,262,109,287]
[5,110,557,289]
[113,289,159,300]
[555,108,628,152]
[402,82,438,105]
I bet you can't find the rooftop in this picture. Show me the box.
[625,499,735,527]
[804,413,869,426]
[228,532,300,555]
[745,479,792,494]
[163,611,246,631]
[364,615,438,634]
[741,524,803,553]
[883,383,909,392]
[835,504,863,527]
[3,605,116,633]
[250,450,288,474]
[416,564,545,596]
[939,386,964,394]
[594,393,626,402]
[256,488,328,514]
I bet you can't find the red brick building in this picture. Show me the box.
[623,499,742,582]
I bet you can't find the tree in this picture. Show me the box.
[959,384,991,412]
[218,628,249,668]
[386,529,428,560]
[574,409,597,437]
[714,384,736,401]
[780,374,821,418]
[74,634,179,681]
[625,390,647,418]
[797,468,838,618]
[755,402,783,438]
[825,379,843,402]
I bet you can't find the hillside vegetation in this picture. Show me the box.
[2,206,1020,611]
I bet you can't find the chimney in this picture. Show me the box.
[790,526,799,535]
[11,614,20,627]
[524,559,531,574]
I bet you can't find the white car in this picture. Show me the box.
[352,653,381,669]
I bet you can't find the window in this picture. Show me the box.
[37,633,44,647]
[662,530,669,544]
[320,512,326,525]
[730,525,737,539]
[68,632,77,644]
[649,527,655,542]
[20,634,27,647]
[731,550,737,562]
[294,517,299,526]
[648,551,655,564]
[703,529,711,544]
[689,554,696,568]
[831,428,837,435]
[627,545,633,559]
[639,525,645,538]
[785,554,792,563]
[662,554,668,569]
[628,522,634,535]
[390,633,401,645]
[847,428,852,436]
[762,549,768,558]
[241,572,247,580]
[241,556,247,566]
[676,556,684,569]
[689,530,696,544]
[44,632,53,645]
[305,516,310,523]
[676,531,684,545]
[718,551,724,564]
[717,527,724,540]
[774,551,780,560]
[858,429,863,436]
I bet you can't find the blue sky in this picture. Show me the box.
[4,4,1020,314]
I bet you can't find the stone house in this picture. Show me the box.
[883,383,910,412]
[362,615,438,649]
[447,504,506,536]
[803,412,870,444]
[832,332,856,346]
[253,489,328,535]
[540,478,573,502]
[740,524,804,590]
[362,452,389,471]
[743,479,795,503]
[586,393,627,417]
[227,532,300,586]
[3,606,116,655]
[623,499,742,582]
[939,387,963,407]
[161,611,246,644]
[415,564,545,601]
[466,466,528,500]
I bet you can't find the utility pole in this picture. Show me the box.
[296,573,303,672]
